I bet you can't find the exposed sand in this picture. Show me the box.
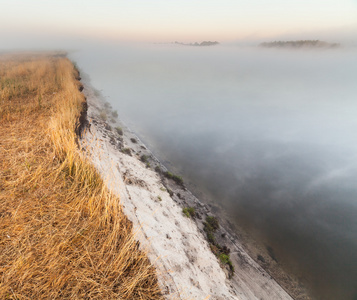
[80,80,295,300]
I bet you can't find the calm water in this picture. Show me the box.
[71,44,357,299]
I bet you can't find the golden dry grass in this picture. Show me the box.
[0,53,163,299]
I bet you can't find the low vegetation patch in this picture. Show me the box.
[0,53,162,299]
[115,126,123,135]
[121,147,132,156]
[163,171,184,185]
[140,155,151,168]
[140,154,148,163]
[112,110,118,118]
[104,101,112,110]
[167,188,174,197]
[182,207,195,218]
[204,216,234,277]
[204,215,219,232]
[99,110,107,121]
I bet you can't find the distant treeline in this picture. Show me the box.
[174,41,219,47]
[260,40,340,49]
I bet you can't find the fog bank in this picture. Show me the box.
[70,44,357,299]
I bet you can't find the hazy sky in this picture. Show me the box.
[1,0,357,43]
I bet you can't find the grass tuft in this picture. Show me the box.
[182,207,195,218]
[115,126,123,136]
[203,215,234,276]
[163,171,183,186]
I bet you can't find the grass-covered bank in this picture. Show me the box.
[0,53,162,299]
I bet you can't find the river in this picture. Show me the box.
[70,43,357,299]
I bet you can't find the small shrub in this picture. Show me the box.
[257,254,265,263]
[155,166,161,173]
[219,252,235,275]
[94,89,101,97]
[204,215,233,277]
[205,216,219,231]
[112,110,118,118]
[182,207,195,218]
[115,127,123,136]
[228,260,235,273]
[130,138,137,143]
[157,196,162,201]
[207,232,216,244]
[163,171,183,185]
[267,246,278,262]
[204,221,219,234]
[99,111,107,121]
[222,245,230,254]
[167,189,173,197]
[172,174,183,185]
[219,253,230,264]
[140,155,148,163]
[210,244,220,256]
[121,148,132,156]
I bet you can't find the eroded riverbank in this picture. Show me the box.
[80,76,299,299]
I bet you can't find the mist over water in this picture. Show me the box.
[71,44,357,299]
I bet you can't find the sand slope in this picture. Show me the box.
[81,82,294,300]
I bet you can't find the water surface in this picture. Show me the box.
[71,44,357,299]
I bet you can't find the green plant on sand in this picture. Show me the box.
[115,126,123,135]
[182,207,195,218]
[163,171,184,185]
[203,215,234,276]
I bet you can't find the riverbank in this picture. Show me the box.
[80,75,299,299]
[0,53,162,299]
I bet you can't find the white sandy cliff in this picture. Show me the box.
[81,81,294,300]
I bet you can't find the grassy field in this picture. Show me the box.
[0,53,162,299]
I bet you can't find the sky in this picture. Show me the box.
[0,0,356,44]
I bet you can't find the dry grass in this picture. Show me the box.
[0,53,163,299]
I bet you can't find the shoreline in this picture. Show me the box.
[79,75,299,299]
